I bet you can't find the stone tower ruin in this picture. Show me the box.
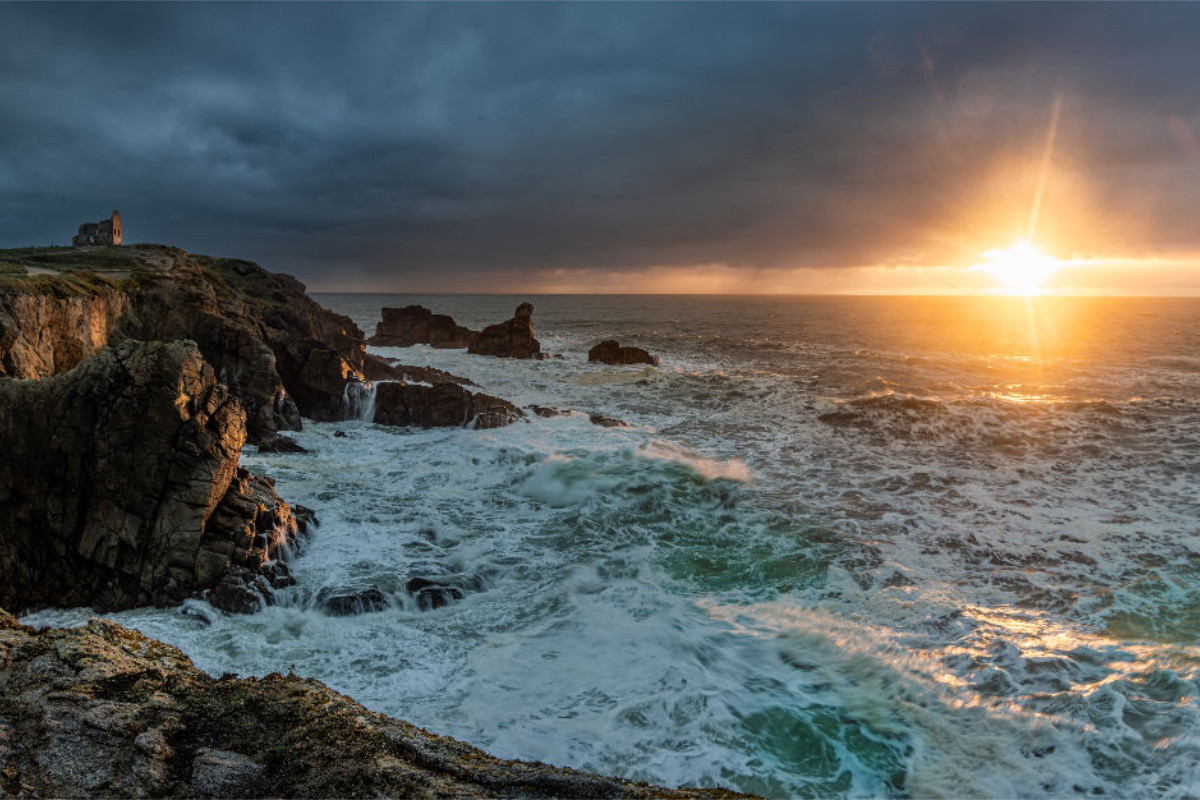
[72,210,122,246]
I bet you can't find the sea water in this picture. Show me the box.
[26,294,1200,798]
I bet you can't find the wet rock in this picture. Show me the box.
[468,302,541,359]
[361,352,474,385]
[373,382,523,429]
[588,339,659,366]
[316,586,390,616]
[256,433,308,453]
[588,412,630,428]
[0,611,744,799]
[405,575,486,611]
[367,305,475,348]
[530,404,568,418]
[191,748,264,797]
[333,430,348,437]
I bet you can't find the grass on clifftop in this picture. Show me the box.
[0,271,127,298]
[0,244,183,276]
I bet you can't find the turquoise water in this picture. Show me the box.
[29,295,1200,797]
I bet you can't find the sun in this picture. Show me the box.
[975,242,1060,295]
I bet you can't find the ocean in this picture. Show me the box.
[27,294,1200,798]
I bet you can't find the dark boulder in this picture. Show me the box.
[373,382,523,429]
[588,412,630,428]
[468,302,541,359]
[316,586,391,616]
[588,339,659,366]
[405,574,485,611]
[256,433,308,453]
[367,305,476,348]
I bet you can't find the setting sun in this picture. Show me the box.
[976,242,1060,294]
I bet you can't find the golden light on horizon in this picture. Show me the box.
[974,242,1061,295]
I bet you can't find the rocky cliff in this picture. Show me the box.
[0,274,130,378]
[0,612,744,799]
[0,246,496,442]
[0,340,303,614]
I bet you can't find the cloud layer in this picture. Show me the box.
[3,2,1198,289]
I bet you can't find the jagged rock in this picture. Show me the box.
[361,353,474,386]
[0,612,744,799]
[256,433,308,454]
[529,404,568,418]
[0,278,130,378]
[316,586,390,616]
[588,339,659,366]
[373,382,524,429]
[0,340,302,613]
[468,302,541,359]
[588,412,630,428]
[367,305,475,348]
[291,348,363,422]
[0,249,388,442]
[405,575,485,611]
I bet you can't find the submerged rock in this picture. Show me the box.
[256,433,308,453]
[588,339,659,366]
[0,340,304,614]
[468,302,541,359]
[316,586,391,616]
[373,382,523,429]
[367,305,475,348]
[588,412,630,428]
[0,611,746,799]
[405,574,486,611]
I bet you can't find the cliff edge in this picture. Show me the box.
[0,611,745,798]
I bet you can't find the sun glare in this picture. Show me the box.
[976,243,1060,294]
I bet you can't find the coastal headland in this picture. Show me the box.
[0,244,725,798]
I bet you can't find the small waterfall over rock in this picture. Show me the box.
[342,380,377,422]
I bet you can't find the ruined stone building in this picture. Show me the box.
[72,210,122,246]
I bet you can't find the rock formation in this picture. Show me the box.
[373,382,523,429]
[0,276,130,378]
[367,305,475,348]
[468,302,542,359]
[368,302,543,360]
[0,247,488,442]
[0,611,744,799]
[0,340,304,615]
[588,339,659,366]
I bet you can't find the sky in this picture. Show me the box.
[2,2,1199,294]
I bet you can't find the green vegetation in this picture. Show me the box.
[0,243,183,276]
[0,271,126,298]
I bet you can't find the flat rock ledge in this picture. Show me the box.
[0,611,748,799]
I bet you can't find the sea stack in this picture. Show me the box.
[588,339,659,365]
[468,302,542,359]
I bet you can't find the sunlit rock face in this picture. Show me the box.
[0,340,303,613]
[0,280,131,378]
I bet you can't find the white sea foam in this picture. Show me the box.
[26,295,1200,798]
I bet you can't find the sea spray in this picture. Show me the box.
[342,379,377,422]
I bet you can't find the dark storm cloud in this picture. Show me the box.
[2,2,1198,287]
